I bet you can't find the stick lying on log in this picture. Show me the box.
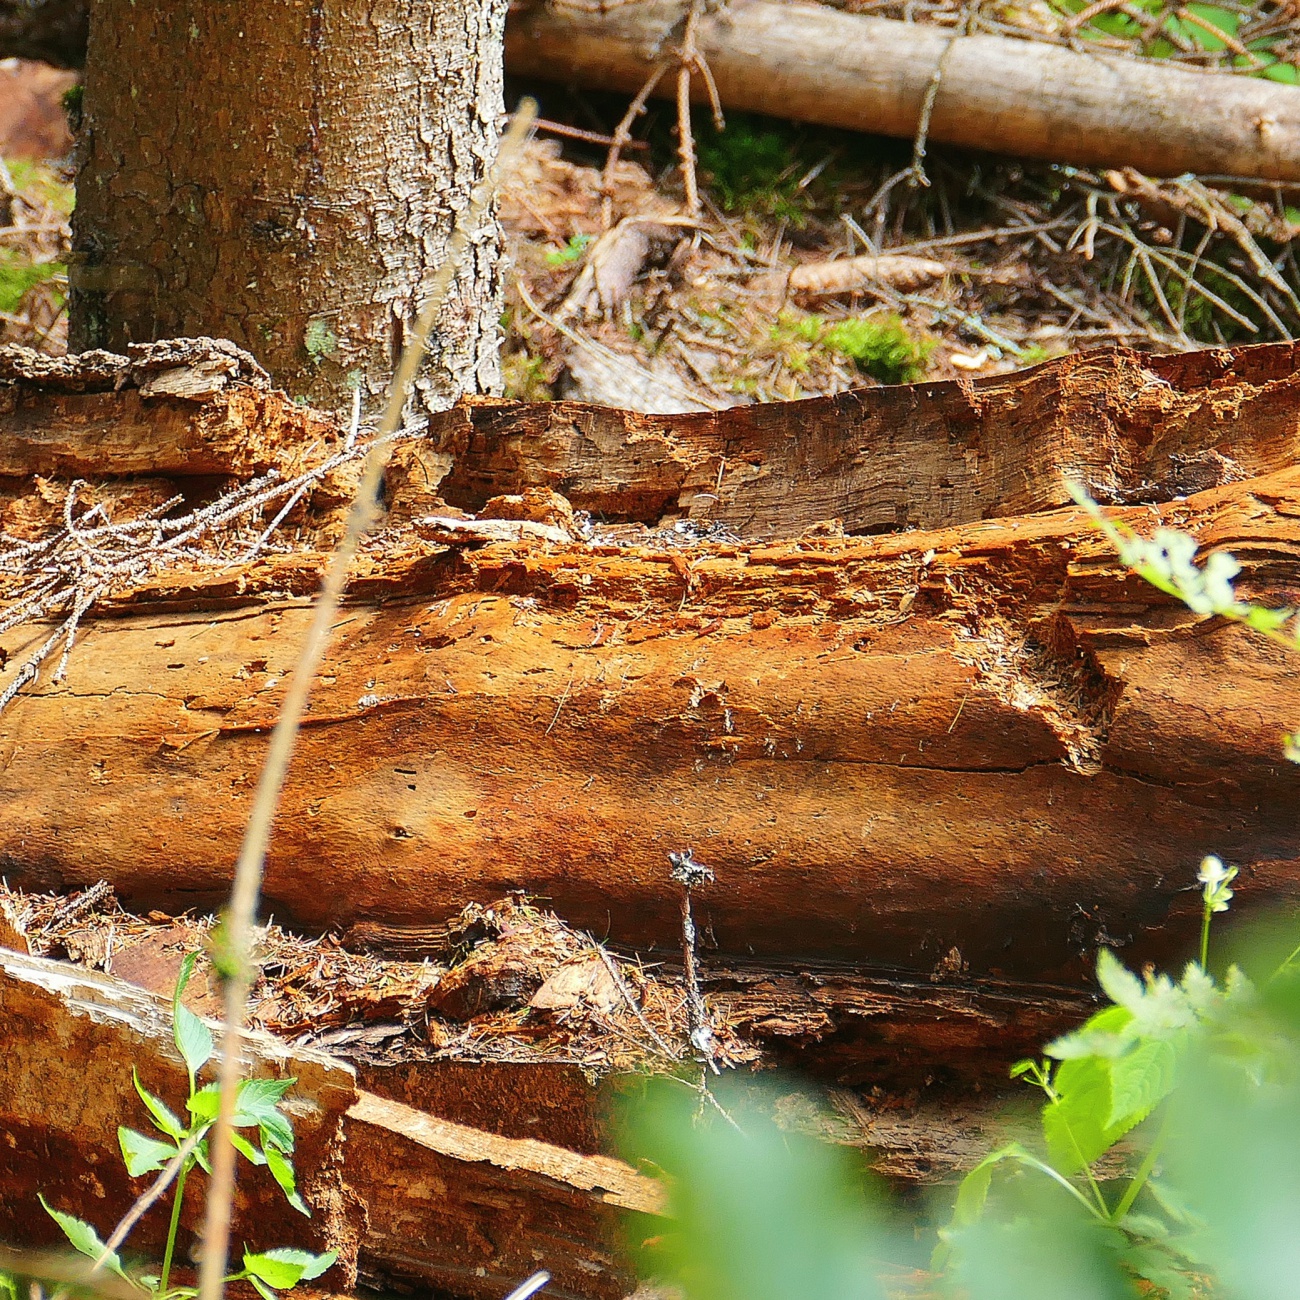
[4,460,1299,989]
[507,0,1300,183]
[0,948,662,1300]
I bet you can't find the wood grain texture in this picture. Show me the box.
[435,344,1300,537]
[507,0,1300,182]
[4,466,1299,988]
[6,341,1300,540]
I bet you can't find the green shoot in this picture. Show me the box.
[39,955,327,1299]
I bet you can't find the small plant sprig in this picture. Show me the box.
[1068,480,1300,760]
[37,954,335,1300]
[935,856,1259,1298]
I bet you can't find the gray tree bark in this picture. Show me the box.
[70,0,508,411]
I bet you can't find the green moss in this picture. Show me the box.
[791,312,934,384]
[0,252,64,314]
[696,115,811,225]
[303,317,339,364]
[501,351,555,402]
[7,160,73,218]
[544,234,593,267]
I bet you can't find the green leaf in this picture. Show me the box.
[246,1277,279,1300]
[134,1068,184,1140]
[38,1197,129,1281]
[1097,949,1146,1012]
[1042,1056,1128,1174]
[242,1248,337,1290]
[1047,1005,1135,1059]
[118,1126,178,1177]
[188,1083,220,1124]
[230,1129,266,1166]
[173,952,213,1079]
[1107,1037,1178,1129]
[265,1143,310,1216]
[257,1111,295,1154]
[234,1078,296,1152]
[174,1003,213,1080]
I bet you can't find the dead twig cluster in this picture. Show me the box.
[0,447,373,714]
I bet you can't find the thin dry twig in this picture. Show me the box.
[95,1132,205,1271]
[194,101,539,1300]
[668,847,718,1070]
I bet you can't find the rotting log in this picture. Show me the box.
[4,464,1300,990]
[344,1091,661,1300]
[6,341,1300,538]
[432,343,1300,537]
[0,949,662,1300]
[506,0,1300,183]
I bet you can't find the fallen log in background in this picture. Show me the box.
[435,344,1300,536]
[4,463,1299,991]
[507,0,1300,183]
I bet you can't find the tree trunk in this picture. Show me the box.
[70,0,507,410]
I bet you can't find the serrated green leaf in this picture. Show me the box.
[265,1143,310,1216]
[236,1076,295,1119]
[193,1138,212,1175]
[242,1252,304,1290]
[174,1003,213,1080]
[118,1126,178,1177]
[1047,1005,1135,1060]
[133,1068,184,1140]
[229,1129,266,1166]
[269,1248,335,1282]
[246,1275,279,1300]
[1107,1037,1178,1129]
[38,1197,128,1281]
[1043,1056,1126,1174]
[258,1110,295,1154]
[1097,949,1146,1012]
[242,1248,333,1290]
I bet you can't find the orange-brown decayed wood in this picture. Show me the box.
[3,465,1298,988]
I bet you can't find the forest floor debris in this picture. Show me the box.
[0,881,757,1074]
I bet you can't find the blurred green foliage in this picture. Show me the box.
[0,251,64,314]
[1049,0,1298,83]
